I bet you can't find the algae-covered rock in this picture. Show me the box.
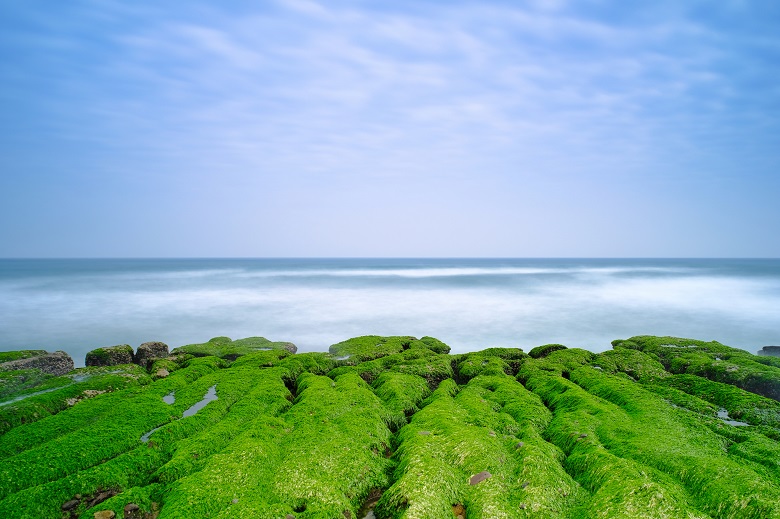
[85,345,134,367]
[455,347,527,380]
[328,335,450,362]
[172,336,297,360]
[3,334,780,519]
[614,335,780,401]
[528,343,567,359]
[0,350,74,376]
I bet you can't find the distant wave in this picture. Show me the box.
[231,266,690,279]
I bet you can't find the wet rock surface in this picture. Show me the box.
[0,350,74,376]
[60,489,119,519]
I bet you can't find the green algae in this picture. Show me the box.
[0,350,48,364]
[172,335,296,360]
[372,371,431,430]
[328,335,449,362]
[377,375,585,518]
[567,364,780,517]
[454,347,527,380]
[85,344,134,366]
[528,343,568,359]
[158,371,394,519]
[329,347,454,388]
[0,364,151,436]
[614,335,780,401]
[1,334,780,518]
[653,374,780,428]
[0,368,55,400]
[594,348,669,382]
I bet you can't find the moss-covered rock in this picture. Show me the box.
[0,350,74,377]
[328,335,450,362]
[85,345,134,367]
[528,343,567,359]
[454,347,527,380]
[2,333,780,518]
[171,336,297,360]
[134,342,169,369]
[614,335,780,401]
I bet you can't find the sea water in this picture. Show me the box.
[1,258,778,366]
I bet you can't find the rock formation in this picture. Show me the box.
[0,350,74,376]
[85,345,134,367]
[134,341,169,368]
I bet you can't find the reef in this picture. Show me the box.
[0,334,778,518]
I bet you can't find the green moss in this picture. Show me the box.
[641,384,718,417]
[82,484,162,519]
[518,348,595,381]
[85,345,134,366]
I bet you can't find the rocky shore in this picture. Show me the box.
[0,334,779,518]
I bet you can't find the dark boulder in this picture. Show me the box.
[134,341,169,368]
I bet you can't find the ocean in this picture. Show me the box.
[1,258,778,367]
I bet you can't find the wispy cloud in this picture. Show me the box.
[1,0,779,256]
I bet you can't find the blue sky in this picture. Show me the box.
[1,0,779,257]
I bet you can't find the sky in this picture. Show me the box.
[1,0,779,258]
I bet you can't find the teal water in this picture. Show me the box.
[1,258,778,366]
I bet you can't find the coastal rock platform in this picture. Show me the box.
[1,334,779,518]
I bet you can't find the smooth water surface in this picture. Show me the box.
[182,385,217,418]
[141,385,218,442]
[1,258,779,366]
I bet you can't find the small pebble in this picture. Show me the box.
[469,471,492,485]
